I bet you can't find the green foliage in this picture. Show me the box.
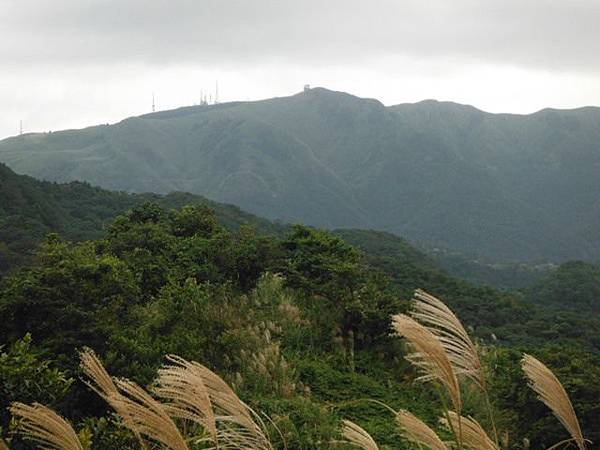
[0,236,139,359]
[0,163,284,277]
[0,334,72,429]
[1,202,599,449]
[525,261,600,311]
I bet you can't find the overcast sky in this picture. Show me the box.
[1,0,599,139]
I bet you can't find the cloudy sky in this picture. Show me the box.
[1,0,599,139]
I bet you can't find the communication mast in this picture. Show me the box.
[215,81,219,104]
[152,93,156,112]
[19,120,23,135]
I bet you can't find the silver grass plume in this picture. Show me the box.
[396,409,448,450]
[441,411,497,450]
[340,420,379,450]
[522,354,587,450]
[10,403,83,450]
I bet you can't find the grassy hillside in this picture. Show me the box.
[2,88,600,262]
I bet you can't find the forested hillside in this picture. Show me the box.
[2,88,600,262]
[0,163,282,275]
[1,201,599,449]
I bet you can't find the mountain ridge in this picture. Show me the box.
[2,87,600,262]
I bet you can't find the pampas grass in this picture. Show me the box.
[410,290,498,444]
[396,409,448,450]
[80,348,145,446]
[440,411,497,450]
[153,356,218,445]
[522,354,587,450]
[9,403,83,450]
[163,355,273,450]
[81,351,273,450]
[391,314,462,414]
[339,420,379,450]
[411,290,485,389]
[392,313,464,449]
[111,378,189,450]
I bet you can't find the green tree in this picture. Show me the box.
[0,334,72,430]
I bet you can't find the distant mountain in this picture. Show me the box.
[2,87,600,262]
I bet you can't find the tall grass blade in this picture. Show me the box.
[441,411,497,450]
[153,356,218,445]
[163,355,273,450]
[79,348,144,447]
[112,379,189,450]
[391,314,461,413]
[340,420,379,450]
[411,290,485,389]
[522,354,587,450]
[10,403,83,450]
[396,409,448,450]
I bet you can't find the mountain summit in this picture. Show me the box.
[1,88,600,262]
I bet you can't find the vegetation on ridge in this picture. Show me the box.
[0,202,599,448]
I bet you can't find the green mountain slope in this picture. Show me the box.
[524,260,600,312]
[2,88,600,262]
[0,163,283,274]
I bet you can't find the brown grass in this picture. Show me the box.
[160,355,273,450]
[396,409,448,450]
[391,314,461,414]
[441,411,497,450]
[9,403,83,450]
[153,355,218,446]
[0,439,10,450]
[111,378,189,450]
[340,420,379,450]
[411,290,485,389]
[522,354,587,450]
[79,348,145,447]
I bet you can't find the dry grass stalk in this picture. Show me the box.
[391,314,462,413]
[441,411,497,450]
[79,348,118,398]
[396,409,448,450]
[163,355,273,450]
[340,420,379,450]
[522,354,587,450]
[9,403,83,450]
[411,290,485,389]
[153,356,218,445]
[112,378,189,450]
[79,348,144,446]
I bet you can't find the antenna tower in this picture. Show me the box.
[19,120,23,135]
[215,81,219,104]
[152,93,156,112]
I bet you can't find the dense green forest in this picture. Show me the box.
[0,163,283,276]
[1,201,599,449]
[3,88,600,262]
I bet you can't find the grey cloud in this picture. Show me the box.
[2,0,599,72]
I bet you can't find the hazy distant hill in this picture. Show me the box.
[2,87,600,262]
